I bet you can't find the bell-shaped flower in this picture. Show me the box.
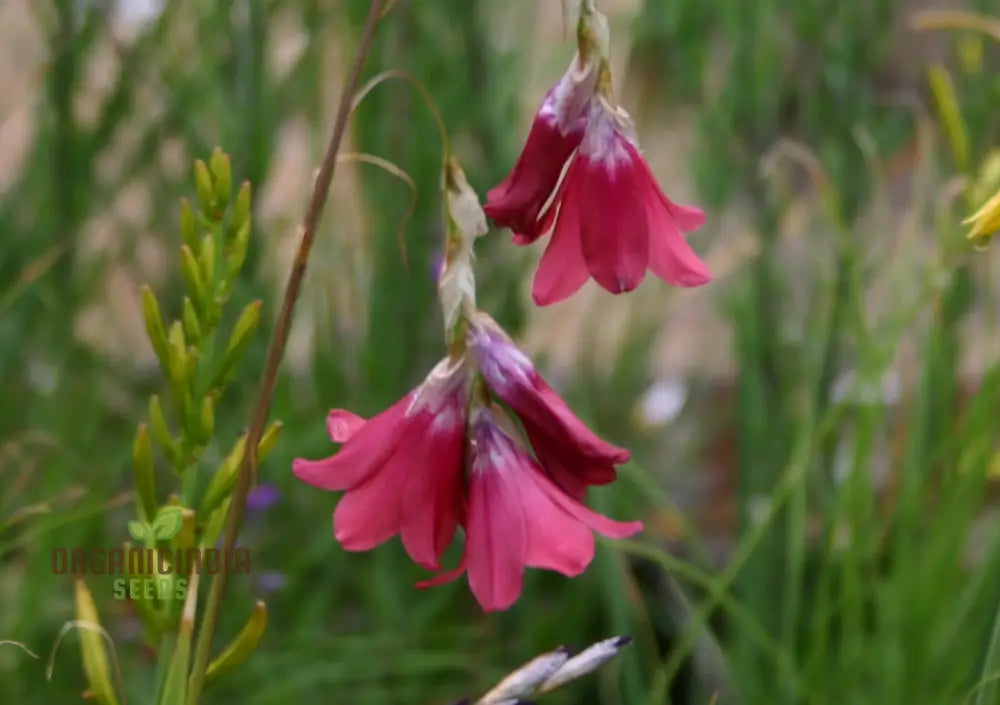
[418,405,642,611]
[484,56,595,242]
[528,100,710,305]
[292,358,468,571]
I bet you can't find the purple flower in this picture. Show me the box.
[430,250,444,282]
[256,571,287,593]
[247,484,282,513]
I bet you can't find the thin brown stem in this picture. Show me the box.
[185,1,386,702]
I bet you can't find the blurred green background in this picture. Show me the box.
[2,0,1000,703]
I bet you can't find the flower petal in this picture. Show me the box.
[576,147,649,294]
[400,410,465,570]
[485,111,581,237]
[465,458,527,612]
[469,320,629,465]
[540,474,644,539]
[531,166,590,306]
[623,143,710,286]
[519,465,595,577]
[416,556,467,589]
[326,409,366,442]
[292,395,413,491]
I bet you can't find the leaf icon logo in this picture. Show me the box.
[128,520,151,542]
[152,507,183,540]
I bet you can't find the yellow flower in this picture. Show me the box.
[964,186,1000,247]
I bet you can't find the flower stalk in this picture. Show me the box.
[185,1,387,702]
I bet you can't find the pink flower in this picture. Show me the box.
[293,315,642,611]
[532,103,711,305]
[484,63,593,243]
[468,315,626,499]
[418,407,642,612]
[292,359,468,571]
[487,77,711,305]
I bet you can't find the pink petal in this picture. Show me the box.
[331,444,409,551]
[534,437,618,499]
[326,409,366,442]
[469,325,629,466]
[531,165,590,306]
[518,464,595,577]
[416,556,467,589]
[485,109,581,238]
[635,153,706,232]
[465,462,527,612]
[400,417,465,570]
[576,147,650,294]
[514,379,630,464]
[540,472,644,540]
[628,144,711,287]
[292,395,413,491]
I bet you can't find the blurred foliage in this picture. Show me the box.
[3,0,1000,704]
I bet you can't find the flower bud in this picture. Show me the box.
[229,181,252,237]
[538,636,632,693]
[148,395,180,466]
[182,297,202,346]
[209,147,232,211]
[170,507,197,556]
[199,435,247,519]
[225,220,251,285]
[438,158,485,345]
[180,198,199,253]
[167,321,189,388]
[199,395,215,444]
[212,300,262,389]
[73,578,121,705]
[132,423,158,521]
[257,420,283,458]
[199,422,282,518]
[194,159,215,217]
[140,286,171,372]
[200,233,216,291]
[180,244,208,312]
[964,187,1000,248]
[478,648,569,704]
[205,601,268,684]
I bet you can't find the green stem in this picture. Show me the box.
[974,600,1000,705]
[184,2,386,703]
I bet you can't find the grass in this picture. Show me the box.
[2,0,1000,703]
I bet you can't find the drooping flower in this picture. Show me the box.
[292,358,468,571]
[293,156,641,611]
[468,314,625,499]
[484,3,711,305]
[528,99,710,305]
[418,405,641,611]
[483,57,595,241]
[292,316,641,610]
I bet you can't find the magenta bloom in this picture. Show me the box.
[293,315,641,611]
[292,360,468,571]
[487,82,711,305]
[484,89,584,241]
[419,407,640,611]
